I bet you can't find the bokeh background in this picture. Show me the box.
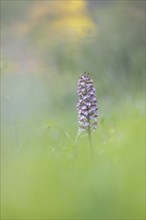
[1,0,145,219]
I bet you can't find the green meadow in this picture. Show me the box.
[1,1,145,219]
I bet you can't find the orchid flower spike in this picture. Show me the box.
[77,72,99,133]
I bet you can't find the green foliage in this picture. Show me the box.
[1,94,145,219]
[1,1,145,219]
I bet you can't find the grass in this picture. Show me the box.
[1,94,145,219]
[1,1,145,219]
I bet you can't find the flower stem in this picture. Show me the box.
[87,126,93,159]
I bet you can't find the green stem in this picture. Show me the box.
[87,126,93,158]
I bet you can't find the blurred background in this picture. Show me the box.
[1,0,145,219]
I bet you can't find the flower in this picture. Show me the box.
[77,72,99,132]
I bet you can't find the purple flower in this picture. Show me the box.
[77,72,99,132]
